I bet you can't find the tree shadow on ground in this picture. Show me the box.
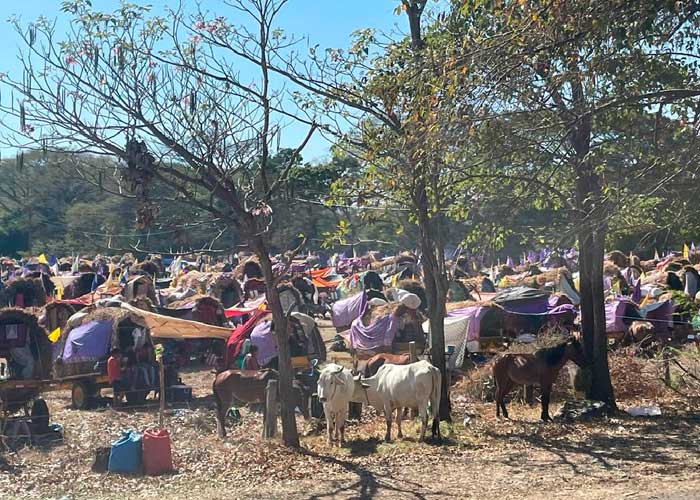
[482,414,700,476]
[301,447,442,500]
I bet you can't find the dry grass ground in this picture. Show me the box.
[0,321,698,499]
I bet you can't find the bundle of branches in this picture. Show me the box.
[667,289,699,321]
[460,361,496,402]
[609,347,667,401]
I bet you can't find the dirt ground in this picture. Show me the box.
[1,322,699,500]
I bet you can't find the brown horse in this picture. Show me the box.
[362,353,412,378]
[212,369,310,438]
[493,338,587,421]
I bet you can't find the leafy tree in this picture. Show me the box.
[1,0,326,447]
[451,0,700,403]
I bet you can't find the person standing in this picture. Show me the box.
[107,348,124,408]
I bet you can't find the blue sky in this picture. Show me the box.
[0,0,408,162]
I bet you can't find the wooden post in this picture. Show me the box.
[409,341,417,362]
[159,360,166,427]
[263,379,278,439]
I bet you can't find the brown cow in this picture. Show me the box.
[213,369,310,438]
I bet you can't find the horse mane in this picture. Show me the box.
[535,341,567,366]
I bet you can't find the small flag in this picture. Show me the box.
[120,268,128,285]
[38,254,49,265]
[654,248,660,260]
[506,256,514,267]
[71,254,79,274]
[48,327,61,343]
[55,282,64,300]
[631,278,642,303]
[683,243,690,259]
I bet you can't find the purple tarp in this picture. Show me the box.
[250,320,278,366]
[448,303,577,341]
[447,306,489,341]
[605,299,639,333]
[289,263,307,273]
[331,292,367,328]
[500,296,550,314]
[641,300,674,329]
[347,314,399,351]
[62,320,113,364]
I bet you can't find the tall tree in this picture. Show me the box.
[1,0,320,447]
[453,0,700,403]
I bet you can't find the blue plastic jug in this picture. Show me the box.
[108,430,143,474]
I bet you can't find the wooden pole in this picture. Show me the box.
[409,341,417,362]
[159,360,166,428]
[263,379,278,439]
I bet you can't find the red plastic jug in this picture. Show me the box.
[142,428,173,475]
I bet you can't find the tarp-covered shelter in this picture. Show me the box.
[0,308,52,380]
[54,307,151,378]
[0,308,52,412]
[123,275,157,304]
[0,277,48,308]
[41,302,78,335]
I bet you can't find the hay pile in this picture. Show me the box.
[499,267,568,289]
[0,277,47,307]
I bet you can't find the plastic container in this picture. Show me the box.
[108,430,143,474]
[142,428,173,475]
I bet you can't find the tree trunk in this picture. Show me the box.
[406,4,424,50]
[574,154,615,406]
[588,228,615,404]
[416,184,452,421]
[253,238,300,448]
[425,274,452,421]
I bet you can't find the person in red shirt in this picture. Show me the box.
[107,348,124,408]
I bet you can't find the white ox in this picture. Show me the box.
[352,359,441,442]
[317,363,355,446]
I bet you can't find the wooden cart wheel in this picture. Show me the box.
[71,381,97,410]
